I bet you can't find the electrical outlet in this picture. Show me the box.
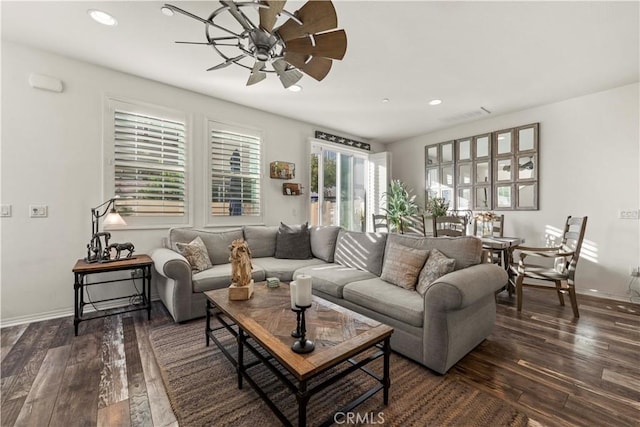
[618,210,639,219]
[130,269,143,279]
[29,205,48,218]
[0,204,12,217]
[631,266,640,277]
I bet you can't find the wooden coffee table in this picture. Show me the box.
[204,282,393,427]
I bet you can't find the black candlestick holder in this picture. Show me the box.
[291,304,315,354]
[290,307,302,338]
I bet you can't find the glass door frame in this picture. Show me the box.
[310,139,370,229]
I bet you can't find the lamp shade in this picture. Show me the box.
[103,211,127,227]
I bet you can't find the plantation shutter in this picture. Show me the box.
[113,110,186,216]
[210,128,261,217]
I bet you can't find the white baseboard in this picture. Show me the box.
[0,293,161,329]
[579,289,639,304]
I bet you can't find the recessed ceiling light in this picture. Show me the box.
[161,6,174,17]
[428,99,442,106]
[382,98,390,103]
[288,84,302,92]
[88,9,118,26]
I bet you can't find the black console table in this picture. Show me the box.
[72,255,152,336]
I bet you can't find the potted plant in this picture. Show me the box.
[425,196,449,217]
[382,180,418,232]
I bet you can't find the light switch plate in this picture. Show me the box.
[0,204,11,217]
[29,205,48,218]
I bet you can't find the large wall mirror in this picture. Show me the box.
[425,123,539,211]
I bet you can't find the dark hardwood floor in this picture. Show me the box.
[1,288,638,426]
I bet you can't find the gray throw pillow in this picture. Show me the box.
[243,225,278,258]
[334,230,388,276]
[275,222,312,259]
[416,249,456,295]
[310,226,341,262]
[380,241,429,290]
[175,236,213,273]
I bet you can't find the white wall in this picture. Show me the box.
[0,41,382,324]
[386,83,640,302]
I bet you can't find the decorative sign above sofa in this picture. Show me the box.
[315,131,370,151]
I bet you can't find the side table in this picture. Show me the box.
[72,254,153,336]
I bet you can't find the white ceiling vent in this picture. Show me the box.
[440,108,491,124]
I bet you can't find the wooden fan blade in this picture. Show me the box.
[272,59,303,88]
[220,0,253,31]
[301,57,333,81]
[206,54,246,71]
[283,52,309,69]
[283,53,331,81]
[259,0,286,33]
[277,0,338,42]
[247,61,267,86]
[285,30,347,60]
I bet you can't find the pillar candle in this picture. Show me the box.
[289,281,298,310]
[295,275,312,307]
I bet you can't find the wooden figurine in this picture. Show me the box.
[228,239,254,300]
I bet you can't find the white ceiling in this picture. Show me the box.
[2,1,638,143]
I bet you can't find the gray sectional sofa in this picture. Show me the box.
[150,225,507,374]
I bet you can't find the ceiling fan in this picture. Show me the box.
[162,0,347,88]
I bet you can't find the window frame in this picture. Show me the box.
[204,119,264,227]
[102,97,193,230]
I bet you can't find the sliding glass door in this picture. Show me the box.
[310,143,368,231]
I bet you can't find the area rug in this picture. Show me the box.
[149,319,528,426]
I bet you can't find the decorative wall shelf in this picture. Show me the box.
[270,161,295,180]
[283,183,302,196]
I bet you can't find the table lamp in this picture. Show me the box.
[86,196,127,263]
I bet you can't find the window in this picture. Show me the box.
[208,122,262,224]
[104,98,190,228]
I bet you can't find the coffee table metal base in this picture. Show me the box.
[206,300,391,427]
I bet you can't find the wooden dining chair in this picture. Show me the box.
[509,216,588,317]
[432,215,467,237]
[372,214,388,232]
[401,214,426,236]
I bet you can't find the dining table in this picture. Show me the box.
[479,236,525,294]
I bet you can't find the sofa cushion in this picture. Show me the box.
[294,263,376,298]
[169,228,244,265]
[343,278,424,327]
[243,226,278,258]
[275,223,312,259]
[380,241,429,290]
[175,236,213,273]
[334,230,388,276]
[385,233,482,271]
[417,249,456,295]
[310,226,342,262]
[252,257,325,281]
[192,264,266,293]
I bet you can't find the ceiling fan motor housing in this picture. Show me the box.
[249,30,279,62]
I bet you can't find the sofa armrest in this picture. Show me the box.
[423,263,507,312]
[150,248,195,322]
[151,248,192,283]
